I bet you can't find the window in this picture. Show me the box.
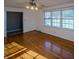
[44,8,74,29]
[44,12,51,26]
[45,12,51,18]
[62,9,74,29]
[52,11,61,27]
[44,19,51,26]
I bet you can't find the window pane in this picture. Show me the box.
[62,17,74,29]
[62,20,73,24]
[62,9,74,29]
[52,23,60,27]
[45,12,51,18]
[52,19,60,23]
[62,17,73,20]
[45,19,51,26]
[52,11,61,18]
[62,9,74,17]
[62,19,73,29]
[52,19,61,27]
[62,24,73,29]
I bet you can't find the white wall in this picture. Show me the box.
[35,2,74,41]
[4,7,37,37]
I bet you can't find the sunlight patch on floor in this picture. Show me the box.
[4,42,48,59]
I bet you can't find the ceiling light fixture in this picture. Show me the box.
[35,7,38,10]
[30,6,34,10]
[26,6,30,9]
[26,0,39,11]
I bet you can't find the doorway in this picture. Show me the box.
[7,12,23,36]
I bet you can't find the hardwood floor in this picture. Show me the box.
[5,30,74,59]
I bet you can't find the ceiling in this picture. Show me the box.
[4,0,74,8]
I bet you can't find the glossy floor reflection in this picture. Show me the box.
[5,31,74,59]
[44,41,73,59]
[4,42,48,59]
